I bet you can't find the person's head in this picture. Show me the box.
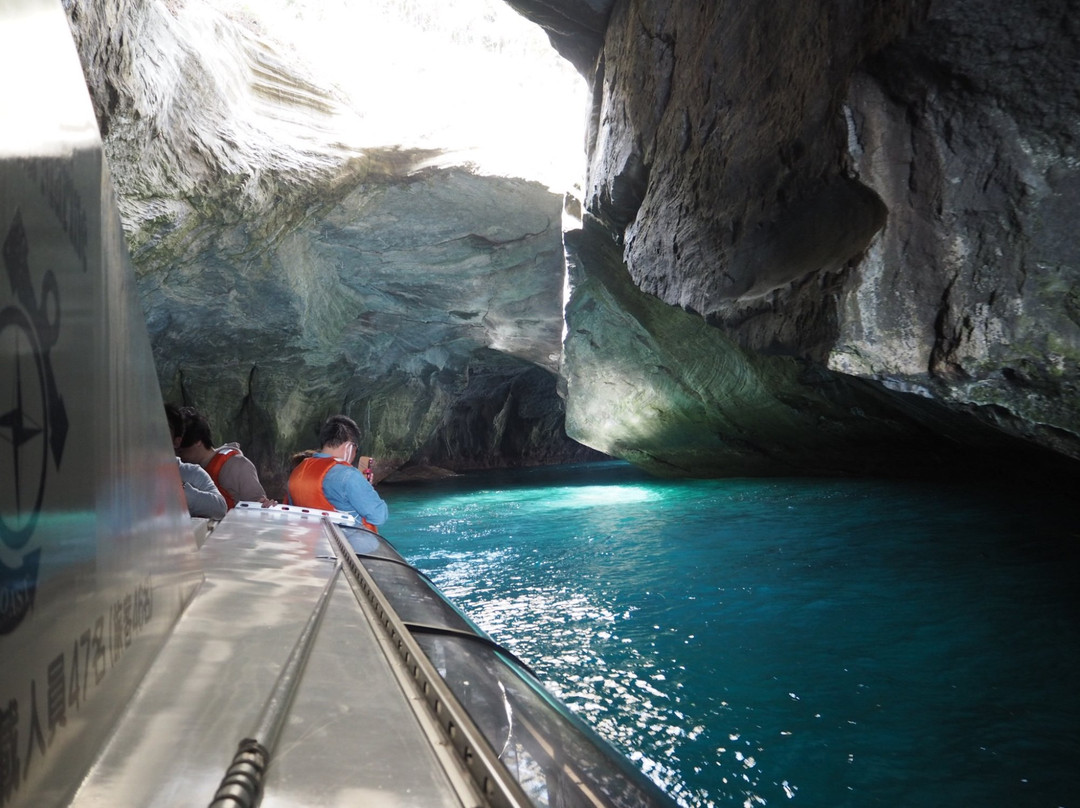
[164,403,184,450]
[290,448,316,469]
[177,407,215,452]
[319,414,362,466]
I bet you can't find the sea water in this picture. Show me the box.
[382,462,1080,808]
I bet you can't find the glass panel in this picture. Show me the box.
[360,553,476,633]
[414,634,670,808]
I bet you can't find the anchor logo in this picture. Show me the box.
[1,209,69,634]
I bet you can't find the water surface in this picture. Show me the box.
[383,463,1079,807]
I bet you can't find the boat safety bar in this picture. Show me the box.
[208,560,345,807]
[328,521,534,808]
[328,521,679,808]
[347,550,543,678]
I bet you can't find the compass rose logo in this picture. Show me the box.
[1,210,68,634]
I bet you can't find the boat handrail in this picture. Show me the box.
[327,520,535,808]
[208,560,344,807]
[330,521,679,808]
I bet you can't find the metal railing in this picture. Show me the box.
[328,521,678,808]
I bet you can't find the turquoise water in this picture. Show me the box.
[382,462,1080,807]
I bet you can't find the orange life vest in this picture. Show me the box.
[288,456,378,532]
[205,447,240,509]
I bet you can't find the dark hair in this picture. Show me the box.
[319,414,361,449]
[164,403,183,440]
[178,407,214,450]
[289,449,316,469]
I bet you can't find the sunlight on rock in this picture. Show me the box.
[219,0,587,192]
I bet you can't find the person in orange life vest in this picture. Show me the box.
[176,407,274,509]
[288,414,387,528]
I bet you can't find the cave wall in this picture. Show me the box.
[836,1,1080,459]
[534,0,1080,478]
[64,0,592,494]
[64,0,1080,485]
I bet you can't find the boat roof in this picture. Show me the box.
[69,508,481,807]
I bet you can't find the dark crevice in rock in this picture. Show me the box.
[405,353,608,474]
[501,0,614,74]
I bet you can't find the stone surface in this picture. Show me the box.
[145,164,596,494]
[538,0,1080,478]
[835,0,1080,461]
[501,0,614,73]
[67,0,1080,486]
[563,215,1070,479]
[65,0,596,495]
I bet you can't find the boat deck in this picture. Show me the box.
[70,508,478,807]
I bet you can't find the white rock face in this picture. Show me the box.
[65,0,599,492]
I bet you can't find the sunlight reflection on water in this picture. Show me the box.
[434,551,698,800]
[388,464,1080,808]
[424,483,660,517]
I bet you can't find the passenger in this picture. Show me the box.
[165,404,227,520]
[176,407,274,509]
[288,414,387,530]
[291,445,370,481]
[289,448,317,469]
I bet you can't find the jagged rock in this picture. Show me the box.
[64,0,591,495]
[835,1,1080,462]
[501,0,614,73]
[67,0,1080,485]
[409,350,606,472]
[562,215,1073,478]
[536,0,1080,477]
[148,163,583,495]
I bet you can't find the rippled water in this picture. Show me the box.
[382,462,1080,807]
